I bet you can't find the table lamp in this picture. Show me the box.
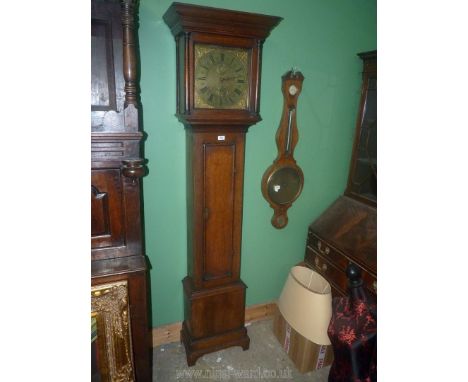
[278,266,332,345]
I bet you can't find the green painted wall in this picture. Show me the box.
[139,0,376,327]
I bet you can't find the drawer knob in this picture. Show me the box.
[317,240,330,255]
[314,257,328,272]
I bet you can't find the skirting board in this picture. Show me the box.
[152,301,277,347]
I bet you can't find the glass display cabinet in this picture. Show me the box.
[346,51,377,206]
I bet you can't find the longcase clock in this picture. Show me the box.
[163,2,282,366]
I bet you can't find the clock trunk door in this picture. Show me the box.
[190,131,245,289]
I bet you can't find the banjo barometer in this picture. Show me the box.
[262,70,305,228]
[163,2,281,366]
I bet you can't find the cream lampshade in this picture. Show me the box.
[277,266,332,345]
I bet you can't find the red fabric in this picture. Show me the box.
[327,293,377,382]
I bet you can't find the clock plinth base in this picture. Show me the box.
[182,277,250,366]
[181,322,250,366]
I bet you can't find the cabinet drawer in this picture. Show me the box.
[306,248,347,295]
[305,246,377,298]
[363,271,377,297]
[307,231,348,271]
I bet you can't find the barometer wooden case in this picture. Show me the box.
[262,70,304,228]
[163,2,281,366]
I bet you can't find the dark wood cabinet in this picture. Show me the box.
[303,51,377,298]
[163,3,281,366]
[91,0,150,380]
[304,196,377,298]
[346,51,377,206]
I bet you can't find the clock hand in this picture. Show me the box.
[220,76,237,81]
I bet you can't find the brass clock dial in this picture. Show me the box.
[194,44,249,110]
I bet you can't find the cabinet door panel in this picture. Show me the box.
[91,0,124,131]
[91,185,110,236]
[91,19,116,110]
[91,169,125,249]
[203,143,236,282]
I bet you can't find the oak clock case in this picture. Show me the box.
[163,2,282,367]
[91,0,150,380]
[262,70,305,229]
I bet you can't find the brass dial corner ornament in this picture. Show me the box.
[261,69,305,229]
